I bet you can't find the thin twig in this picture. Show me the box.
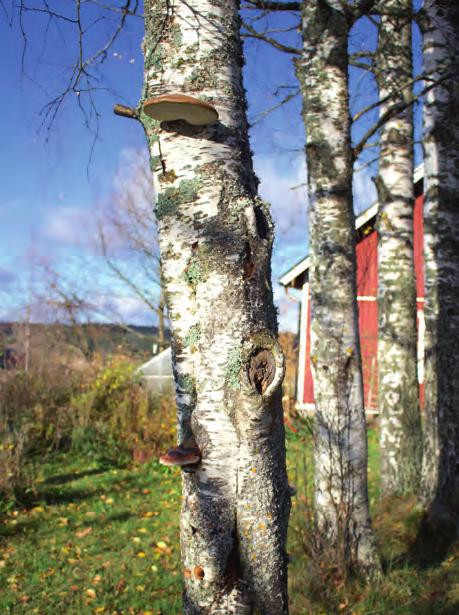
[242,20,301,55]
[242,1,301,10]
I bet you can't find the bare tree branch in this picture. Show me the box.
[249,89,299,127]
[99,226,159,314]
[353,69,459,158]
[242,1,301,10]
[241,20,300,54]
[350,59,373,71]
[15,0,141,137]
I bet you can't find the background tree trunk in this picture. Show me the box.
[420,0,459,517]
[142,1,290,612]
[375,0,422,496]
[296,0,378,574]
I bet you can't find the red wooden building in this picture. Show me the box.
[280,168,425,414]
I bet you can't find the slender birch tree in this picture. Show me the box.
[374,0,422,495]
[420,0,459,516]
[296,0,379,574]
[140,1,290,612]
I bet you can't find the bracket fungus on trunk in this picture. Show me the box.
[143,93,218,126]
[159,438,201,467]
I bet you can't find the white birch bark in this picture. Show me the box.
[296,0,379,574]
[375,0,422,496]
[141,1,290,612]
[420,0,459,516]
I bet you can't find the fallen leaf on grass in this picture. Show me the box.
[76,527,93,538]
[154,541,172,556]
[142,511,159,518]
[115,579,126,593]
[86,588,96,600]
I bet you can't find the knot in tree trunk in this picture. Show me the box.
[248,349,276,395]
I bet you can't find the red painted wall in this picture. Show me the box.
[301,195,425,411]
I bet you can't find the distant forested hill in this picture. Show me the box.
[0,322,170,362]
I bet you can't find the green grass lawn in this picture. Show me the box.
[1,424,458,614]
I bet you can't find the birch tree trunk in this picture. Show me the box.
[141,1,290,612]
[374,0,422,496]
[420,0,459,517]
[296,0,379,574]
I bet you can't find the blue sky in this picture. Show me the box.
[0,1,423,332]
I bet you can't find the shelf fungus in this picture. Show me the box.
[159,438,201,467]
[143,94,218,126]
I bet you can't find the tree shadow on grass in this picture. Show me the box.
[85,510,133,527]
[0,505,134,542]
[42,467,107,486]
[374,495,458,573]
[0,517,41,538]
[402,508,458,570]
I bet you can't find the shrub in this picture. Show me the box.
[0,359,177,502]
[70,359,176,465]
[0,369,76,497]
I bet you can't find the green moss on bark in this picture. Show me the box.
[225,346,243,391]
[184,325,201,348]
[183,245,211,290]
[177,373,195,396]
[156,177,202,219]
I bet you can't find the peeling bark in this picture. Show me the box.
[375,0,422,496]
[420,0,459,517]
[296,1,379,575]
[141,1,290,612]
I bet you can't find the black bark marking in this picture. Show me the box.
[248,349,276,394]
[254,206,269,239]
[224,531,243,588]
[242,242,255,280]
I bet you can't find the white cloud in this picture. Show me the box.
[42,206,96,246]
[113,148,155,209]
[253,154,309,332]
[255,154,308,237]
[98,294,154,326]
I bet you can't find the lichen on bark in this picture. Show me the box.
[375,0,422,496]
[296,0,379,575]
[420,0,459,517]
[140,1,290,612]
[155,176,202,219]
